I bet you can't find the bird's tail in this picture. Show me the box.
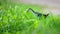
[44,13,49,18]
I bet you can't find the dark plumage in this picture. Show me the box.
[27,8,49,18]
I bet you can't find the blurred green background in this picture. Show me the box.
[0,0,60,34]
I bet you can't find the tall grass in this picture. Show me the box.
[0,2,60,34]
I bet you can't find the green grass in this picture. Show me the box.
[0,3,60,34]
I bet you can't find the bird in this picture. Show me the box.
[27,8,49,18]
